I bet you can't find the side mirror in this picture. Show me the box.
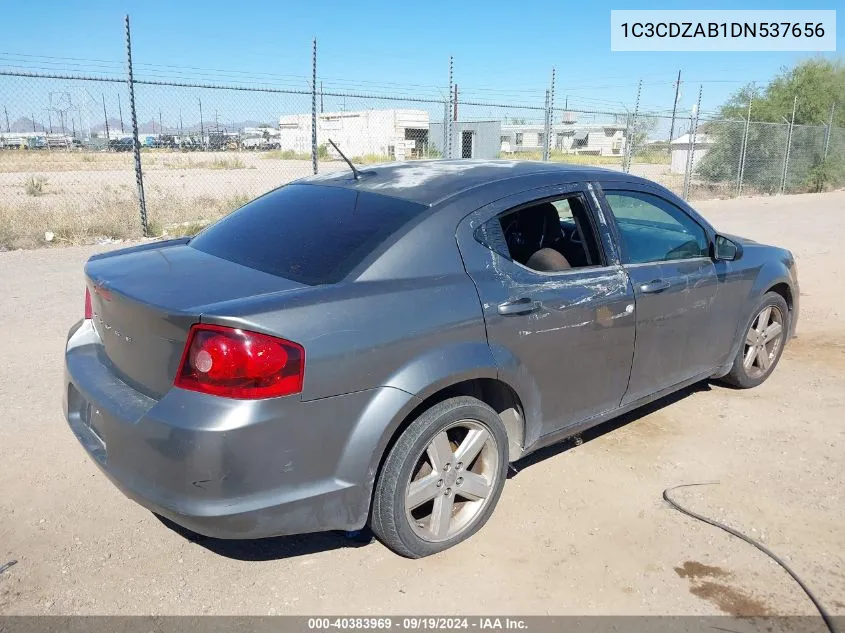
[714,234,742,261]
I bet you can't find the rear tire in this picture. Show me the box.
[370,396,508,558]
[720,292,790,389]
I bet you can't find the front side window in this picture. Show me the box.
[604,190,709,264]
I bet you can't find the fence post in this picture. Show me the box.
[623,79,642,173]
[548,67,556,159]
[667,69,681,146]
[823,102,836,162]
[101,94,110,143]
[542,90,550,162]
[779,95,797,195]
[124,15,148,237]
[447,56,453,160]
[311,38,318,175]
[442,101,448,159]
[736,92,752,197]
[682,86,702,201]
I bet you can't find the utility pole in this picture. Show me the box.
[4,106,10,133]
[668,70,682,145]
[31,114,36,133]
[453,84,458,121]
[159,109,163,136]
[102,94,110,141]
[117,93,125,133]
[320,81,324,113]
[47,111,53,134]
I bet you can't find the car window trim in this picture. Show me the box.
[623,256,713,270]
[507,257,619,279]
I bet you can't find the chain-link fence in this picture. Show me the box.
[1,24,843,250]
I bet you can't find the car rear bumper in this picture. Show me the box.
[63,319,417,540]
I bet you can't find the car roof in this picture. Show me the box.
[297,159,625,206]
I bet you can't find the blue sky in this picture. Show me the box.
[0,0,841,130]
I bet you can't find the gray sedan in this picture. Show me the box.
[64,160,798,558]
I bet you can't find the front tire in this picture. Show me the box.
[720,292,790,389]
[370,396,509,558]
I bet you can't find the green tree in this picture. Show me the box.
[698,59,845,193]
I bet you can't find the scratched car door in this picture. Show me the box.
[456,183,636,441]
[600,186,719,404]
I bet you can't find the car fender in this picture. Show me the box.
[718,259,795,376]
[333,341,506,526]
[486,343,544,450]
[383,341,500,402]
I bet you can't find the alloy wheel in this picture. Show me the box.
[743,305,785,379]
[404,420,499,543]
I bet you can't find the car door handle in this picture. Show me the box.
[639,279,671,293]
[497,298,540,316]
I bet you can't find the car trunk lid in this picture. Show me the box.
[85,241,304,398]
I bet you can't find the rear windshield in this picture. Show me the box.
[189,184,427,285]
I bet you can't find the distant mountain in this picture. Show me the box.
[90,117,127,134]
[7,115,275,136]
[134,119,269,135]
[10,117,46,133]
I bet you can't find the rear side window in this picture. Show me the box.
[189,184,426,284]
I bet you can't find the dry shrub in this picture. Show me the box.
[0,150,133,173]
[0,188,141,250]
[24,176,48,196]
[0,185,252,251]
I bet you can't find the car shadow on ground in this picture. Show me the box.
[158,380,713,560]
[155,513,376,561]
[507,381,712,477]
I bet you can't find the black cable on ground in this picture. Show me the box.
[663,482,837,633]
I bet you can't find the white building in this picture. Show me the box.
[669,133,714,174]
[500,122,627,157]
[278,109,429,158]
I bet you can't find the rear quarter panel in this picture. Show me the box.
[198,233,490,402]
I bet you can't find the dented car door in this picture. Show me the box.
[456,183,636,442]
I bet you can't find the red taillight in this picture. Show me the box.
[174,324,305,399]
[84,287,93,320]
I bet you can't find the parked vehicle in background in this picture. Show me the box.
[63,160,798,558]
[108,137,133,152]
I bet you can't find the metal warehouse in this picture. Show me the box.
[278,109,429,159]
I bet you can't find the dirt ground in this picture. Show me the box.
[0,191,843,616]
